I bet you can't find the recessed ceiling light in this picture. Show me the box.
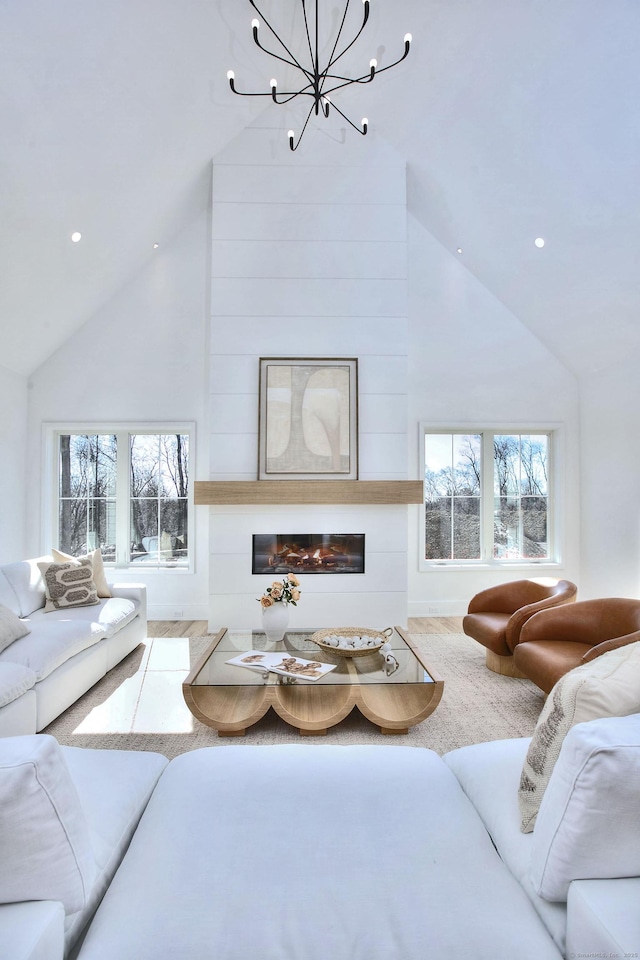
[153,243,159,249]
[456,248,463,254]
[71,232,82,243]
[534,237,545,248]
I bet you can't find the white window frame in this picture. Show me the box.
[43,422,195,574]
[418,422,563,571]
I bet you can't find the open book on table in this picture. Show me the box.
[225,651,337,682]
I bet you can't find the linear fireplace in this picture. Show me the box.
[252,534,365,575]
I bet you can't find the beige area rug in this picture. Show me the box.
[45,633,546,759]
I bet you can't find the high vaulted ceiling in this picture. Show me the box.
[1,0,638,377]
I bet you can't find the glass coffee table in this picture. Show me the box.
[183,626,444,736]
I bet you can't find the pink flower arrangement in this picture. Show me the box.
[258,574,301,608]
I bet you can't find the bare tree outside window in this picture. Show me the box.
[57,431,189,567]
[58,435,117,558]
[424,431,550,562]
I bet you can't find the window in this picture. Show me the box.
[55,430,190,568]
[423,430,553,564]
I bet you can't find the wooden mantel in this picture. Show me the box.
[194,480,423,506]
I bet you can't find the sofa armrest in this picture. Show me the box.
[0,901,65,960]
[109,583,147,624]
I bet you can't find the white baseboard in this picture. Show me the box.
[148,604,209,622]
[408,600,467,618]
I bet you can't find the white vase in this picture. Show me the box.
[261,602,289,643]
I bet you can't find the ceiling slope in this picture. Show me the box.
[0,0,638,376]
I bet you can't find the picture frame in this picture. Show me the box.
[258,358,358,480]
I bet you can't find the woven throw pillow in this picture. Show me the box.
[37,559,99,613]
[0,603,30,653]
[519,641,640,832]
[52,548,111,599]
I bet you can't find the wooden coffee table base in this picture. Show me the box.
[183,632,443,737]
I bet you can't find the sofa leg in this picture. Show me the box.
[485,650,528,679]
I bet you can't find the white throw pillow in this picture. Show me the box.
[52,548,111,599]
[0,734,97,913]
[530,713,640,902]
[518,641,640,832]
[37,558,99,612]
[0,602,30,653]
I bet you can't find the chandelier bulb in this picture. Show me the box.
[288,130,295,151]
[369,58,377,79]
[251,18,259,29]
[362,118,368,134]
[226,69,236,91]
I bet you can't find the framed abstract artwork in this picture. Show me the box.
[258,358,358,480]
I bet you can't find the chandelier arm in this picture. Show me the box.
[300,0,316,68]
[362,39,411,76]
[289,102,316,152]
[322,97,368,135]
[318,0,352,95]
[251,36,315,84]
[324,0,371,72]
[318,71,377,96]
[249,0,309,77]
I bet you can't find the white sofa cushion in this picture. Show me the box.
[566,878,640,958]
[0,557,50,617]
[530,713,640,902]
[76,745,563,960]
[443,737,568,953]
[0,735,96,913]
[0,617,104,681]
[0,661,37,708]
[0,603,30,653]
[0,570,21,616]
[0,901,65,960]
[60,744,168,952]
[519,642,640,832]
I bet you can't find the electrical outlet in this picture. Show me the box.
[428,606,439,614]
[173,609,184,619]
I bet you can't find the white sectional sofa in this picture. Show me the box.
[1,713,638,960]
[0,557,146,737]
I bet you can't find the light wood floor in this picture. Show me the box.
[147,617,464,638]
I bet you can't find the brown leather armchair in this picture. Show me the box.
[463,578,578,677]
[513,597,640,694]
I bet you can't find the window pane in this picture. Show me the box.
[58,435,117,556]
[493,435,520,496]
[520,436,548,496]
[493,496,521,559]
[130,436,160,497]
[453,498,481,559]
[129,434,190,566]
[425,498,452,560]
[522,496,548,558]
[425,434,481,560]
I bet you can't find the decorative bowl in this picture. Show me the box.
[310,626,393,658]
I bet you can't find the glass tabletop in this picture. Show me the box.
[190,627,436,687]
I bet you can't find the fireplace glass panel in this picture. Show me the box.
[252,534,365,575]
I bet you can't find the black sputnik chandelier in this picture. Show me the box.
[227,0,412,151]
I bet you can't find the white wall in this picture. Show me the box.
[406,220,582,616]
[25,207,211,620]
[579,356,640,599]
[0,365,28,561]
[208,127,411,629]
